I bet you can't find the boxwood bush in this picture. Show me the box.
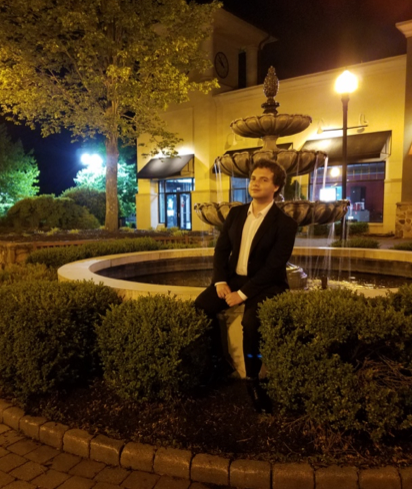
[5,195,100,231]
[259,287,412,441]
[26,237,164,269]
[61,187,106,225]
[0,280,121,403]
[97,295,211,402]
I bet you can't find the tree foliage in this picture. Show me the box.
[0,124,39,215]
[0,0,220,230]
[73,143,137,217]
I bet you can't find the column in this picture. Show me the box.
[396,20,412,237]
[244,45,259,87]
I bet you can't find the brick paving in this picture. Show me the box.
[0,424,227,489]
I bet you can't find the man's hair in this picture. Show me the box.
[250,158,286,198]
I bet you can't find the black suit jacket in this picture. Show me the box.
[212,203,298,299]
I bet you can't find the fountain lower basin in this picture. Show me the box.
[58,247,411,378]
[57,247,412,299]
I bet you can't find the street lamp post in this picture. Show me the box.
[335,70,358,240]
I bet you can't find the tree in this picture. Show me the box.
[0,125,39,215]
[73,143,138,218]
[0,0,220,230]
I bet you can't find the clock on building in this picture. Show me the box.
[214,51,229,79]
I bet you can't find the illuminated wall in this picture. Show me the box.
[137,55,406,234]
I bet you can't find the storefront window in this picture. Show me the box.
[310,162,385,223]
[231,177,251,203]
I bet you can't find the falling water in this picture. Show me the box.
[213,158,224,203]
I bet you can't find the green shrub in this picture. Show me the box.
[392,241,412,251]
[0,280,121,403]
[26,237,163,268]
[259,288,412,441]
[312,221,369,237]
[389,283,412,317]
[97,295,211,402]
[61,187,106,224]
[331,237,380,248]
[5,195,100,231]
[0,263,57,284]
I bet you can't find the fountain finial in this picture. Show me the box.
[261,66,280,114]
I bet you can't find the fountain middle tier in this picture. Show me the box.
[194,200,350,228]
[216,148,328,178]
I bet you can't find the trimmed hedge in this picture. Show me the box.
[312,221,369,237]
[4,195,100,231]
[259,287,412,441]
[392,241,412,251]
[331,237,380,248]
[26,237,164,269]
[0,280,121,402]
[0,263,57,284]
[97,295,211,402]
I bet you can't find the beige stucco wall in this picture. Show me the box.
[137,55,407,234]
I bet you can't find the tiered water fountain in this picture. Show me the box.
[58,68,410,377]
[195,66,349,239]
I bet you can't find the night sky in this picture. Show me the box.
[3,0,412,195]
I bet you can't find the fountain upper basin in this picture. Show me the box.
[230,114,312,138]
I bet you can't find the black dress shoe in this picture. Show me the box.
[246,377,273,414]
[200,357,236,387]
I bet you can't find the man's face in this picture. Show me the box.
[249,167,279,201]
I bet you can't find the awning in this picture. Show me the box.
[137,154,194,179]
[301,131,391,163]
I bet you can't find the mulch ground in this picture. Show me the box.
[15,377,412,469]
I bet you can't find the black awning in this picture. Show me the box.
[137,154,194,179]
[301,131,391,163]
[224,142,292,157]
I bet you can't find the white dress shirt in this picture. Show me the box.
[216,201,274,301]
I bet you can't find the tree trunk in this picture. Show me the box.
[105,136,119,231]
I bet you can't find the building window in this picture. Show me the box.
[158,178,194,229]
[310,162,385,223]
[231,177,251,203]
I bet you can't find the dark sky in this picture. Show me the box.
[224,0,412,80]
[4,0,412,194]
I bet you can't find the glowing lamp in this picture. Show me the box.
[334,70,358,94]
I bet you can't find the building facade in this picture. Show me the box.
[136,12,412,237]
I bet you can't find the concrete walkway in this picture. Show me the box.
[0,423,227,489]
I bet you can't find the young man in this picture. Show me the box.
[195,158,298,413]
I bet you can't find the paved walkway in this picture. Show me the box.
[0,424,227,489]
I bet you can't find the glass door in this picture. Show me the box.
[179,193,191,230]
[164,192,192,229]
[165,194,178,228]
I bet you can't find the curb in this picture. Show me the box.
[0,398,408,489]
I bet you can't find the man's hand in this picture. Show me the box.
[216,283,231,299]
[225,291,244,307]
